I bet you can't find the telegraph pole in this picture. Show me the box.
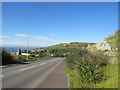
[27,32,30,61]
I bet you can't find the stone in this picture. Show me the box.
[96,40,112,50]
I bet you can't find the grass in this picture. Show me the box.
[106,31,118,51]
[65,40,118,88]
[95,63,118,88]
[65,48,110,88]
[65,67,95,88]
[65,62,118,88]
[13,55,52,62]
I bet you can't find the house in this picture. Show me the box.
[21,53,30,56]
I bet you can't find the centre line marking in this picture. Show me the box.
[19,65,37,71]
[19,59,60,72]
[0,75,4,78]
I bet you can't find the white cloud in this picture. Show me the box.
[2,34,66,47]
[14,34,28,37]
[14,33,60,42]
[32,35,62,43]
[3,40,26,47]
[0,35,10,39]
[2,40,60,47]
[49,34,56,37]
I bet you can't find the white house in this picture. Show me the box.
[21,53,30,56]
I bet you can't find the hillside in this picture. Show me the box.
[45,42,95,49]
[31,42,95,57]
[87,30,119,56]
[89,30,119,88]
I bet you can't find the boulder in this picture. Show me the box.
[96,40,112,50]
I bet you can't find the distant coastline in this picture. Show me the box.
[2,47,41,53]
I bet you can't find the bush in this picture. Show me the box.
[66,48,109,84]
[2,49,14,65]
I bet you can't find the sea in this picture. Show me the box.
[2,47,41,53]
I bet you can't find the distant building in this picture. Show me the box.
[51,54,54,56]
[35,54,39,57]
[21,53,30,56]
[22,50,27,53]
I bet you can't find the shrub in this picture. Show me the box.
[2,49,14,65]
[66,48,109,84]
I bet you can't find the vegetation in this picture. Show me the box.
[35,42,95,57]
[65,48,110,88]
[2,42,94,64]
[106,30,119,51]
[95,62,118,88]
[2,30,119,88]
[2,49,51,65]
[2,49,15,65]
[65,30,118,88]
[12,55,51,62]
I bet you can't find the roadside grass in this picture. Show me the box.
[12,55,52,62]
[95,62,118,88]
[65,61,118,88]
[65,67,95,88]
[65,46,118,88]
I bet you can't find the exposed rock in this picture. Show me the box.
[87,44,91,47]
[104,50,115,56]
[96,40,112,50]
[96,40,116,56]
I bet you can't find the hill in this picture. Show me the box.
[31,42,95,57]
[89,30,119,88]
[87,30,119,57]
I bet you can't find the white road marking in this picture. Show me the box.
[39,62,47,65]
[56,60,63,66]
[19,65,37,71]
[19,59,61,72]
[0,75,4,78]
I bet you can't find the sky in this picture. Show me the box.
[2,2,118,47]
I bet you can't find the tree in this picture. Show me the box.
[2,49,14,65]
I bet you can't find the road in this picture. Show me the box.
[2,57,66,88]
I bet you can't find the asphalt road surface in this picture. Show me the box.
[2,57,66,88]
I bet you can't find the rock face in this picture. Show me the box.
[96,40,112,50]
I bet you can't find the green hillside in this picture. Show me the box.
[65,30,119,88]
[31,42,95,57]
[45,42,95,49]
[87,30,119,52]
[95,30,119,88]
[106,30,119,51]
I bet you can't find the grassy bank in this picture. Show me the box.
[65,47,118,88]
[66,62,118,88]
[95,62,118,88]
[13,55,52,62]
[65,30,119,88]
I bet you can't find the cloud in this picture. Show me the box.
[14,33,63,42]
[14,34,28,37]
[0,35,10,39]
[2,33,65,47]
[32,35,62,42]
[49,34,56,37]
[2,40,60,47]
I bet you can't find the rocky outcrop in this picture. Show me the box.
[96,40,112,50]
[96,40,116,56]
